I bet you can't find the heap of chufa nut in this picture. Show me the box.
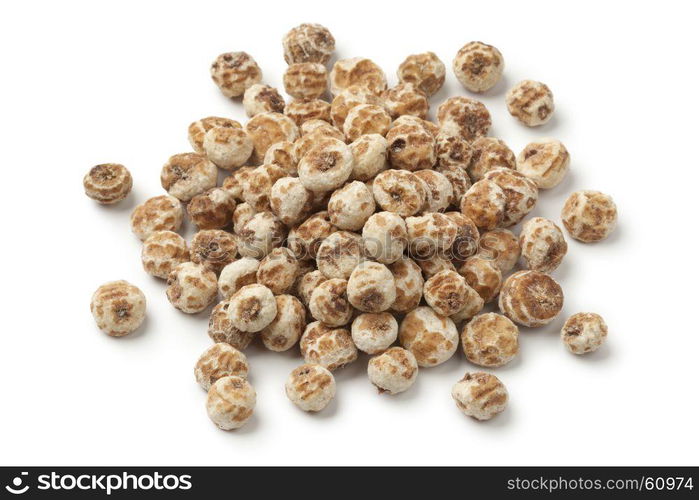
[86,23,617,429]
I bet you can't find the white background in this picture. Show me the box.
[1,0,698,466]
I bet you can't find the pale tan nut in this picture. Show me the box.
[436,166,471,208]
[237,211,286,258]
[260,294,306,352]
[437,97,491,141]
[460,179,506,231]
[516,138,569,189]
[309,278,353,326]
[372,169,426,217]
[206,376,256,430]
[450,284,485,325]
[228,283,277,332]
[270,177,312,226]
[362,211,408,265]
[241,163,287,212]
[208,300,255,350]
[435,132,473,169]
[519,217,567,273]
[347,261,396,313]
[351,312,398,354]
[287,211,336,260]
[461,313,519,367]
[166,262,218,314]
[188,117,241,153]
[498,270,564,327]
[283,62,328,100]
[256,247,299,294]
[458,256,502,304]
[297,138,354,192]
[285,364,336,412]
[130,195,184,241]
[284,99,331,126]
[399,306,458,367]
[300,118,337,136]
[296,270,327,307]
[210,52,262,98]
[561,312,608,354]
[414,170,453,212]
[160,153,217,202]
[293,125,345,161]
[244,112,299,164]
[415,255,456,278]
[405,213,458,260]
[218,257,259,299]
[190,230,238,275]
[397,51,446,97]
[203,127,253,170]
[330,57,387,96]
[330,84,384,129]
[388,256,424,313]
[300,321,358,370]
[477,228,520,273]
[445,211,480,261]
[484,167,539,227]
[382,82,429,119]
[368,347,418,395]
[316,231,365,280]
[453,41,504,93]
[83,163,132,204]
[343,104,392,142]
[386,121,436,172]
[232,202,255,235]
[221,166,255,202]
[141,230,189,279]
[348,133,388,181]
[90,281,146,337]
[506,80,555,126]
[468,137,516,182]
[282,23,335,65]
[194,343,249,391]
[451,371,508,420]
[187,188,236,230]
[423,270,470,317]
[243,84,285,117]
[328,181,375,231]
[263,141,298,176]
[561,190,618,243]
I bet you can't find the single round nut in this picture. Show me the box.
[477,228,520,273]
[330,84,384,129]
[452,372,508,420]
[368,347,418,394]
[285,364,336,411]
[298,138,354,192]
[499,270,564,327]
[243,84,285,117]
[460,179,506,231]
[330,57,387,96]
[260,294,306,352]
[222,166,254,202]
[343,104,392,142]
[194,343,249,391]
[232,202,255,235]
[461,313,519,367]
[210,52,262,98]
[293,124,345,160]
[141,230,189,279]
[264,141,298,176]
[382,82,429,119]
[208,300,255,350]
[519,217,567,273]
[309,278,353,326]
[424,270,470,317]
[130,195,184,241]
[506,80,554,126]
[347,261,396,313]
[484,167,539,227]
[83,163,132,204]
[328,181,375,231]
[561,312,608,354]
[468,137,516,182]
[362,211,408,265]
[90,281,146,336]
[386,121,436,171]
[300,321,358,371]
[218,257,259,299]
[397,51,445,97]
[351,312,398,354]
[270,177,312,226]
[372,169,427,217]
[561,190,617,243]
[453,41,504,93]
[458,256,502,303]
[435,132,473,170]
[284,99,331,126]
[206,376,256,430]
[437,97,491,141]
[237,211,286,258]
[414,170,453,212]
[283,62,328,100]
[416,255,456,278]
[445,211,480,261]
[450,284,484,325]
[349,134,388,181]
[388,256,424,313]
[256,247,299,294]
[437,165,472,207]
[190,230,238,274]
[300,118,337,136]
[316,231,365,280]
[287,211,336,260]
[203,127,253,170]
[188,117,241,153]
[245,112,299,163]
[296,270,327,306]
[160,153,217,202]
[166,262,218,314]
[187,188,236,230]
[282,23,335,65]
[399,306,458,367]
[405,213,458,259]
[228,283,277,332]
[516,138,569,189]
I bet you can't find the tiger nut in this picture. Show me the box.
[367,347,418,395]
[386,120,436,171]
[561,312,608,354]
[130,195,184,241]
[166,262,218,314]
[316,231,365,280]
[309,278,353,326]
[452,372,508,420]
[206,376,256,430]
[347,261,396,313]
[445,211,480,261]
[90,280,146,337]
[458,256,502,303]
[397,51,445,97]
[351,312,398,355]
[476,228,520,274]
[285,364,336,412]
[188,117,241,153]
[372,169,426,217]
[241,163,287,212]
[506,80,555,126]
[561,190,618,243]
[328,181,376,231]
[160,153,218,202]
[283,62,328,100]
[284,99,332,126]
[362,211,408,265]
[460,179,506,231]
[194,343,249,391]
[516,138,570,189]
[330,84,384,129]
[423,269,470,317]
[435,132,473,169]
[437,96,491,140]
[187,188,236,230]
[483,167,539,227]
[468,137,516,182]
[243,84,286,117]
[260,294,306,352]
[228,283,277,332]
[382,82,429,119]
[190,230,238,274]
[237,211,285,258]
[203,127,253,170]
[343,104,392,142]
[83,163,132,204]
[388,256,424,313]
[245,112,299,163]
[218,257,259,300]
[287,211,336,260]
[413,170,453,212]
[399,306,459,367]
[300,321,358,371]
[519,217,568,273]
[208,300,255,350]
[270,177,312,226]
[405,212,458,258]
[264,141,298,176]
[461,313,519,367]
[282,23,335,65]
[453,41,504,93]
[210,52,262,98]
[330,57,387,96]
[298,138,354,192]
[141,230,189,279]
[499,270,564,327]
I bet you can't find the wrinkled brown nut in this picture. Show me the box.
[237,211,286,258]
[189,230,238,275]
[241,163,287,212]
[452,371,508,420]
[218,257,259,299]
[484,167,539,227]
[368,347,418,395]
[283,62,328,100]
[293,124,345,160]
[499,270,564,327]
[477,228,520,273]
[287,211,336,260]
[458,256,502,303]
[210,51,262,98]
[445,211,480,261]
[328,181,375,231]
[506,80,555,126]
[460,179,506,231]
[372,169,427,217]
[300,118,339,136]
[228,283,277,332]
[397,51,445,97]
[206,376,256,430]
[561,190,618,243]
[203,126,253,170]
[243,84,286,117]
[83,163,132,204]
[285,364,336,412]
[130,195,184,241]
[343,104,392,142]
[188,117,242,153]
[399,306,458,367]
[160,153,218,202]
[166,262,218,314]
[232,202,255,235]
[435,132,473,169]
[388,256,424,313]
[296,270,327,306]
[316,231,365,280]
[362,211,408,265]
[260,295,306,352]
[330,57,387,96]
[187,188,236,230]
[519,217,567,273]
[208,300,255,350]
[561,312,608,354]
[437,166,472,208]
[90,280,146,337]
[386,120,436,171]
[414,170,453,212]
[141,230,189,279]
[283,23,335,65]
[424,269,470,316]
[351,312,398,354]
[453,41,504,93]
[300,322,358,371]
[449,283,484,325]
[349,134,389,181]
[263,141,298,176]
[461,312,519,367]
[256,247,299,294]
[309,278,353,326]
[347,261,396,313]
[270,177,312,226]
[405,212,458,259]
[516,138,569,189]
[416,255,456,278]
[330,84,385,129]
[221,166,255,202]
[194,343,249,391]
[382,82,429,119]
[245,112,299,163]
[468,137,516,182]
[298,138,354,192]
[437,97,491,140]
[284,99,331,126]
